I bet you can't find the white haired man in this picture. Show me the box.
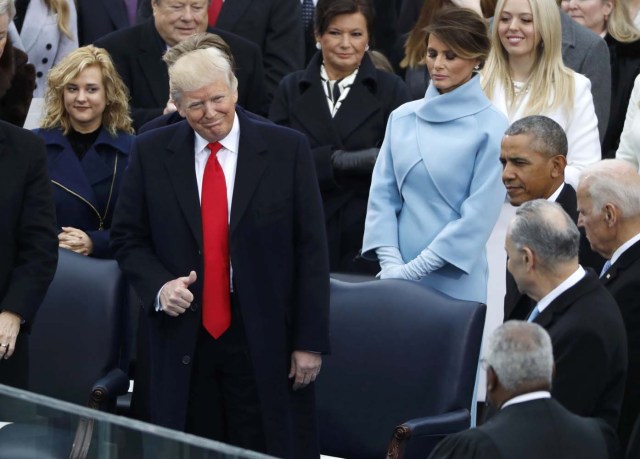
[111,47,329,457]
[429,321,615,458]
[578,159,640,449]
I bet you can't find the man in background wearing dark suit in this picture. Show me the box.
[505,199,627,433]
[96,0,267,130]
[138,0,305,101]
[111,46,330,457]
[0,121,58,392]
[500,116,604,322]
[429,321,614,459]
[578,159,640,449]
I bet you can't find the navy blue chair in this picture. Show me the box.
[316,278,486,459]
[0,248,129,459]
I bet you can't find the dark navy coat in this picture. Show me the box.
[35,127,133,258]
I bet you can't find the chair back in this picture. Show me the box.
[316,278,486,459]
[28,248,127,406]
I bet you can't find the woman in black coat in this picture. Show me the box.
[270,0,409,274]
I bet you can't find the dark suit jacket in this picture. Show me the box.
[110,108,330,458]
[77,0,130,45]
[601,238,640,448]
[602,35,640,158]
[95,19,268,130]
[533,270,627,430]
[504,184,606,321]
[269,52,409,272]
[0,121,58,388]
[138,0,304,101]
[429,398,612,459]
[35,127,133,258]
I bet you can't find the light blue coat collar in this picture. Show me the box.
[416,74,491,122]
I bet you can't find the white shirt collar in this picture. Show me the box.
[546,183,565,203]
[501,391,551,409]
[536,266,586,315]
[610,232,640,265]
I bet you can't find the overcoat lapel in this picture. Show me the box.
[289,74,340,147]
[230,109,267,235]
[333,78,380,145]
[164,122,203,248]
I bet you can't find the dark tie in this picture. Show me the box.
[301,0,314,32]
[208,0,223,26]
[123,0,137,26]
[201,142,230,338]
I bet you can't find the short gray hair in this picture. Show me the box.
[579,160,640,218]
[504,116,568,159]
[0,0,16,21]
[484,321,553,392]
[168,47,238,104]
[509,199,579,268]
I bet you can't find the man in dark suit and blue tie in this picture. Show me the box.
[504,200,627,434]
[577,159,640,449]
[110,45,330,457]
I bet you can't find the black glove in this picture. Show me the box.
[331,148,380,175]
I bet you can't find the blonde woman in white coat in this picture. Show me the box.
[13,0,77,97]
[616,74,640,171]
[483,0,601,188]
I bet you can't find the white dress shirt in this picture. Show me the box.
[501,391,551,409]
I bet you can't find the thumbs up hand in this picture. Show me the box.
[159,271,198,317]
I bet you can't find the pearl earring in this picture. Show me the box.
[316,42,321,50]
[474,64,480,70]
[365,44,369,51]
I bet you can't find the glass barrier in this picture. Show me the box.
[0,383,276,459]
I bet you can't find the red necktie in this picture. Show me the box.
[208,0,223,26]
[201,142,231,338]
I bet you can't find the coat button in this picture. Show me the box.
[42,58,48,64]
[181,355,191,365]
[46,43,52,50]
[36,71,43,78]
[190,302,198,312]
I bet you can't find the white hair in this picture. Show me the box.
[484,321,554,392]
[168,47,238,103]
[579,159,640,218]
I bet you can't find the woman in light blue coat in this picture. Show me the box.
[363,8,507,303]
